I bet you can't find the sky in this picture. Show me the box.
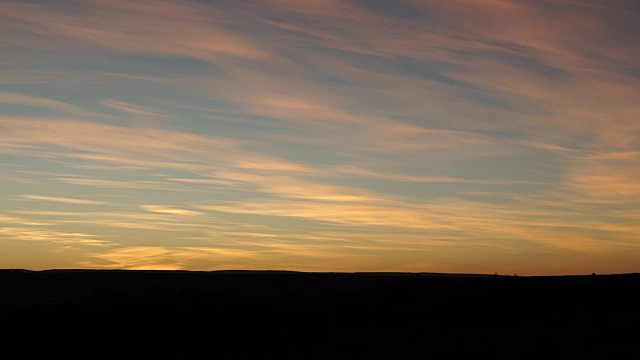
[1,0,639,275]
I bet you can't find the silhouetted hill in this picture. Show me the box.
[2,269,639,359]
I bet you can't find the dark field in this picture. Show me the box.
[2,269,639,359]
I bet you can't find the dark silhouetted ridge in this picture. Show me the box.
[2,269,639,359]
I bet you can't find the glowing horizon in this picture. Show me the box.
[1,0,639,275]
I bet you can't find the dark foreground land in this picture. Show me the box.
[2,269,640,359]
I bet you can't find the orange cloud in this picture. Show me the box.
[140,205,203,216]
[2,0,639,274]
[22,195,108,205]
[2,0,268,62]
[0,92,81,113]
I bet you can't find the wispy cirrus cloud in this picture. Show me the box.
[140,205,203,216]
[83,246,262,270]
[0,227,109,246]
[2,0,269,62]
[1,0,639,274]
[0,92,82,113]
[101,99,165,117]
[22,194,108,205]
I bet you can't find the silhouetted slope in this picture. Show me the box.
[2,270,639,359]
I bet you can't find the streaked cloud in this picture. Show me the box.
[2,0,268,62]
[0,92,82,113]
[84,246,266,270]
[1,0,638,275]
[0,227,109,246]
[22,195,108,205]
[141,205,203,216]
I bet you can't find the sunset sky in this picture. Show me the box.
[2,0,639,275]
